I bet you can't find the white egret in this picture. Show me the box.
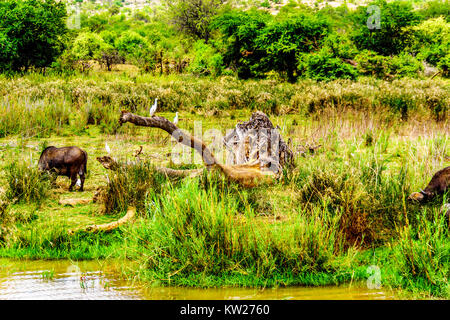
[149,98,158,117]
[105,142,111,154]
[173,112,179,125]
[76,178,81,188]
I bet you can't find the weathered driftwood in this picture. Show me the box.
[96,155,204,178]
[118,110,278,187]
[68,206,136,235]
[223,111,294,174]
[119,111,216,166]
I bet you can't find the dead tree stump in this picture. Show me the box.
[223,111,294,174]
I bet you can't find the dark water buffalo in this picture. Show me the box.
[38,146,87,191]
[409,166,449,202]
[409,166,450,220]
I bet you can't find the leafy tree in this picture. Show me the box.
[72,32,111,61]
[256,13,331,82]
[115,31,149,59]
[71,32,112,72]
[0,32,16,71]
[212,9,271,79]
[352,0,420,56]
[413,17,450,69]
[99,49,125,71]
[165,0,226,42]
[80,12,109,33]
[188,40,224,76]
[115,31,154,68]
[0,0,68,72]
[213,9,331,82]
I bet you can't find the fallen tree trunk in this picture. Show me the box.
[97,156,274,187]
[68,206,136,235]
[119,111,216,166]
[118,110,278,187]
[97,155,205,178]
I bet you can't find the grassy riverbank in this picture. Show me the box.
[0,74,448,299]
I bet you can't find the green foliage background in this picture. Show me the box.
[0,0,449,80]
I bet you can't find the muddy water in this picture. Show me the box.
[0,259,397,300]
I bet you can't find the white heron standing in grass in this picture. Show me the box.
[76,178,81,188]
[173,112,179,125]
[105,142,111,154]
[149,98,158,117]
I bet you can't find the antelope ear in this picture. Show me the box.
[408,192,424,201]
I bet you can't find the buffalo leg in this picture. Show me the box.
[69,171,77,192]
[79,172,85,192]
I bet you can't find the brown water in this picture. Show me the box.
[0,259,397,300]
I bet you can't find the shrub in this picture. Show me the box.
[354,50,391,78]
[354,50,422,79]
[352,0,420,56]
[389,53,423,78]
[115,31,152,67]
[188,40,224,76]
[413,16,450,72]
[122,180,353,285]
[297,49,359,82]
[393,209,450,298]
[416,0,450,21]
[72,32,110,62]
[102,161,167,214]
[5,162,52,203]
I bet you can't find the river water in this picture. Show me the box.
[0,259,397,300]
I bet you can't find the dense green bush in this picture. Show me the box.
[5,162,52,204]
[297,49,358,82]
[188,40,224,76]
[393,209,450,298]
[354,50,422,79]
[354,50,392,78]
[0,0,68,72]
[413,17,450,76]
[1,1,449,81]
[72,32,110,61]
[389,53,423,78]
[352,0,420,56]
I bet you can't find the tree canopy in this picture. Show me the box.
[0,0,68,72]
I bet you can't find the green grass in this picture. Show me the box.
[0,74,448,139]
[0,73,448,299]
